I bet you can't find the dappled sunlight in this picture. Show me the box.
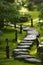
[30,49,37,55]
[19,7,28,13]
[29,45,37,55]
[40,37,43,41]
[18,39,21,43]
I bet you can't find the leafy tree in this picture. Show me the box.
[29,0,43,4]
[0,0,20,28]
[19,13,31,22]
[22,0,28,6]
[27,2,34,11]
[5,0,14,3]
[37,3,43,11]
[39,8,43,20]
[38,3,43,20]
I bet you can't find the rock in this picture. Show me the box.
[25,58,41,63]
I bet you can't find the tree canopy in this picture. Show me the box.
[0,0,20,22]
[37,3,43,20]
[29,0,43,4]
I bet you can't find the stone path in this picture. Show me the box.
[4,22,41,63]
[13,25,41,63]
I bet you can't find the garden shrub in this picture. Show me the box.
[19,13,31,22]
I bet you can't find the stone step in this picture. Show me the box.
[27,30,39,36]
[23,27,34,31]
[25,58,41,63]
[15,55,34,59]
[26,35,36,38]
[17,52,28,55]
[24,35,36,41]
[24,37,36,40]
[18,43,32,46]
[13,49,28,52]
[13,51,29,55]
[25,35,36,39]
[17,45,30,49]
[22,40,33,43]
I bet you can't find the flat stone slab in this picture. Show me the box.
[25,58,41,63]
[14,51,29,55]
[15,55,34,59]
[17,52,28,55]
[27,30,39,36]
[14,49,28,52]
[22,40,33,43]
[39,44,43,47]
[19,43,32,46]
[24,35,36,41]
[17,45,30,49]
[41,42,43,45]
[17,45,30,47]
[26,35,36,38]
[23,27,34,31]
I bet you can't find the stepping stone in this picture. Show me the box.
[17,45,30,49]
[23,27,34,31]
[26,35,36,37]
[17,52,28,55]
[22,40,33,43]
[41,42,43,45]
[24,35,36,41]
[14,49,28,52]
[27,30,39,36]
[39,44,43,47]
[18,43,32,46]
[25,58,41,63]
[15,55,34,59]
[13,51,28,55]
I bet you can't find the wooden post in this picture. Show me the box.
[14,24,16,28]
[31,18,33,27]
[35,37,39,48]
[20,24,22,33]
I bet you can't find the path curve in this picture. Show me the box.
[12,25,41,63]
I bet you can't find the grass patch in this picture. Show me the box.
[28,10,39,19]
[29,45,37,56]
[0,26,41,65]
[17,9,39,26]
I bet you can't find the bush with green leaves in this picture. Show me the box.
[39,8,43,20]
[0,30,4,44]
[0,0,20,27]
[0,20,4,29]
[27,2,34,11]
[19,13,31,22]
[37,3,43,11]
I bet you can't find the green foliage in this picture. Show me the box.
[0,20,4,29]
[39,8,43,20]
[37,3,43,11]
[0,1,20,23]
[29,0,43,4]
[19,13,31,22]
[27,2,34,11]
[22,0,28,6]
[5,0,14,3]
